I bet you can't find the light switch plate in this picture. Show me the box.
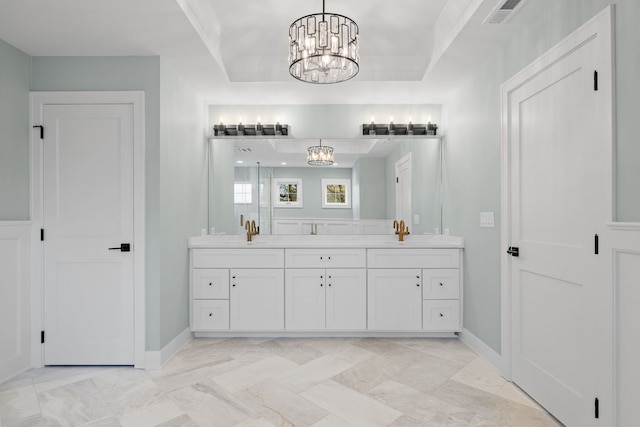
[414,214,420,225]
[480,212,495,228]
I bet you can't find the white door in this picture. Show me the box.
[285,268,325,330]
[43,104,135,365]
[230,269,284,330]
[395,153,412,224]
[326,269,366,330]
[505,14,611,425]
[368,269,422,330]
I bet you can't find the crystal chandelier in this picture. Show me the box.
[307,139,334,166]
[288,0,359,84]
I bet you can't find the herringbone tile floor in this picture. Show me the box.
[0,338,562,426]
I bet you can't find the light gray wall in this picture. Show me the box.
[443,0,640,354]
[158,59,207,350]
[353,157,387,220]
[0,40,31,220]
[273,167,353,218]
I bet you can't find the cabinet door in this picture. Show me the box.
[230,269,284,330]
[285,268,325,330]
[326,269,367,330]
[368,269,422,330]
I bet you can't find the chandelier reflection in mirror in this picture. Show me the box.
[288,0,359,84]
[307,139,334,166]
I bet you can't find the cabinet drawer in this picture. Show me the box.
[193,249,284,269]
[368,249,460,269]
[422,269,460,299]
[193,269,229,299]
[192,300,229,330]
[285,248,366,268]
[422,300,460,331]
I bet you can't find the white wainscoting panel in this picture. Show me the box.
[0,222,32,383]
[273,218,393,235]
[610,223,640,426]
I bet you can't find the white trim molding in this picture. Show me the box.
[30,91,146,368]
[458,328,508,378]
[145,328,193,370]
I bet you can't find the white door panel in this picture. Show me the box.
[506,19,610,425]
[43,104,134,365]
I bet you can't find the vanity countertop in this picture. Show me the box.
[188,234,464,249]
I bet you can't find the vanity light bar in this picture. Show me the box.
[213,123,289,137]
[361,122,438,136]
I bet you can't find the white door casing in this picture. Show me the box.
[501,7,613,426]
[31,92,145,368]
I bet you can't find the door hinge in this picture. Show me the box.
[594,234,599,255]
[40,229,44,241]
[594,70,598,91]
[41,330,45,344]
[33,125,44,139]
[595,397,599,418]
[396,177,399,183]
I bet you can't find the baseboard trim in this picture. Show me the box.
[145,327,192,370]
[458,328,509,379]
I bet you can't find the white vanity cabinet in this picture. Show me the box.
[285,249,367,330]
[367,249,462,332]
[189,237,463,336]
[190,248,285,331]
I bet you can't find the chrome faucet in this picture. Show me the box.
[393,219,410,242]
[245,220,258,242]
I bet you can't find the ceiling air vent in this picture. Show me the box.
[235,147,253,152]
[484,0,526,24]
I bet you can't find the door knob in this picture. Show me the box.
[108,243,131,252]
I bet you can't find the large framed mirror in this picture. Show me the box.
[208,136,442,236]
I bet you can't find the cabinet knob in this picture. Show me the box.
[321,275,323,278]
[416,275,420,279]
[232,284,236,287]
[209,313,213,317]
[209,282,212,286]
[320,284,323,287]
[439,282,444,287]
[328,283,332,287]
[328,256,331,260]
[439,313,444,317]
[232,276,236,279]
[416,284,420,287]
[320,256,323,260]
